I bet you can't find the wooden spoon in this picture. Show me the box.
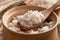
[20,0,60,31]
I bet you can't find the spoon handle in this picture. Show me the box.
[43,0,60,17]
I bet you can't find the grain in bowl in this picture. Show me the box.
[8,10,54,34]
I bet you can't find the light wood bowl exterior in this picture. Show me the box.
[2,5,59,40]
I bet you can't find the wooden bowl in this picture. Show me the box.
[2,5,59,40]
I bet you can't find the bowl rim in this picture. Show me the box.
[2,5,58,35]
